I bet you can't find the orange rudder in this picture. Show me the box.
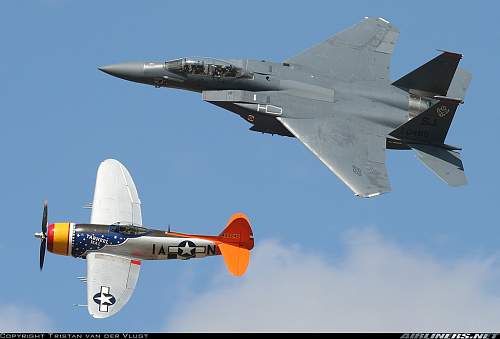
[218,213,254,250]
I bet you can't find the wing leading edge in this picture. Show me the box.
[285,17,399,82]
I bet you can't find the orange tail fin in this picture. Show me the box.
[218,213,254,276]
[219,213,254,250]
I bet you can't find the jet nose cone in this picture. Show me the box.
[98,62,145,81]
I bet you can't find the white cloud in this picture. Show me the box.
[0,304,52,332]
[165,229,500,332]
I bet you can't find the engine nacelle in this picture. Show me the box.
[408,94,432,119]
[47,223,74,256]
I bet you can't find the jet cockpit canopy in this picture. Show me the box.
[165,58,250,78]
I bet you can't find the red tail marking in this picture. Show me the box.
[218,213,254,250]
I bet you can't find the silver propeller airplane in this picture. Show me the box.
[35,159,254,318]
[99,17,471,198]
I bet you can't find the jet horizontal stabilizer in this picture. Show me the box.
[410,144,466,187]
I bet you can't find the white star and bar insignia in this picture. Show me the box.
[93,286,116,312]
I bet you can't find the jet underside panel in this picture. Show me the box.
[203,89,392,197]
[216,102,293,136]
[204,93,294,137]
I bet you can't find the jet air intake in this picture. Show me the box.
[408,94,432,119]
[202,90,282,116]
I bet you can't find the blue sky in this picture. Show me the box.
[1,0,500,332]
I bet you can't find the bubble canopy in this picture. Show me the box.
[164,58,249,78]
[109,224,149,236]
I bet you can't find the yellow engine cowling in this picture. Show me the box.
[47,223,73,256]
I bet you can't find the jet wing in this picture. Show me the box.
[202,89,390,196]
[90,159,142,226]
[285,17,399,82]
[86,252,141,318]
[278,114,390,197]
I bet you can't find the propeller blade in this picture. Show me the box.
[39,238,46,270]
[42,200,48,235]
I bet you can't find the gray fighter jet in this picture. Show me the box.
[99,17,471,197]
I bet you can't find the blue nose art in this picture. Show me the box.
[72,232,127,257]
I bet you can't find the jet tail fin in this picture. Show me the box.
[392,51,462,97]
[446,67,472,100]
[410,144,466,186]
[389,97,462,145]
[217,213,254,276]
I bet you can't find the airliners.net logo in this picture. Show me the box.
[401,334,499,339]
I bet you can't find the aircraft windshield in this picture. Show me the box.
[110,224,148,236]
[165,58,244,78]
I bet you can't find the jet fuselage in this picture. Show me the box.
[100,57,429,139]
[98,17,469,197]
